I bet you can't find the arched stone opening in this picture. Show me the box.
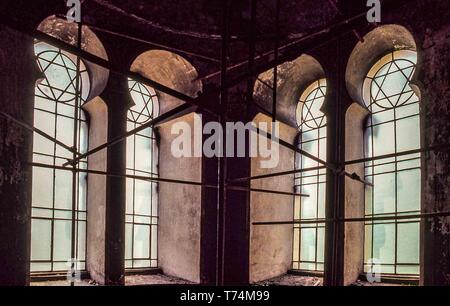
[129,50,203,283]
[250,54,326,283]
[32,15,110,283]
[344,24,421,285]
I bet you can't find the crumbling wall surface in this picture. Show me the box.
[411,1,450,285]
[158,113,202,283]
[343,103,368,286]
[0,26,35,285]
[250,114,296,283]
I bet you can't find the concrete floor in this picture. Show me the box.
[255,274,323,286]
[31,273,408,286]
[31,273,194,286]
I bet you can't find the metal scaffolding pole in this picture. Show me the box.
[69,12,83,287]
[272,0,280,123]
[0,110,80,156]
[1,3,379,124]
[1,19,217,116]
[63,103,192,166]
[230,144,450,183]
[30,162,309,198]
[253,211,450,226]
[53,16,222,64]
[252,126,373,186]
[216,0,230,286]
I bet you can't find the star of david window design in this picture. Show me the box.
[296,79,327,130]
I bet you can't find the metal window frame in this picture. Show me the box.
[125,80,159,270]
[292,79,328,273]
[363,51,421,276]
[30,45,88,275]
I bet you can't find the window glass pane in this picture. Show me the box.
[364,224,373,262]
[373,223,395,264]
[135,135,152,173]
[300,228,316,262]
[397,169,421,212]
[373,173,395,214]
[55,116,74,158]
[363,51,420,276]
[77,221,86,261]
[133,225,150,259]
[53,220,72,261]
[293,79,327,272]
[396,102,419,119]
[317,227,325,262]
[126,179,134,214]
[32,43,90,272]
[396,116,420,152]
[33,111,55,156]
[151,183,158,217]
[34,109,55,137]
[126,80,159,268]
[134,181,152,216]
[78,173,87,212]
[300,184,317,219]
[365,185,373,215]
[31,219,52,261]
[32,166,54,208]
[397,265,420,275]
[372,122,395,156]
[125,224,133,260]
[317,183,326,219]
[301,129,318,143]
[397,222,420,264]
[372,108,394,124]
[79,121,89,154]
[301,139,318,158]
[54,170,73,210]
[126,137,135,169]
[292,228,300,262]
[133,260,151,268]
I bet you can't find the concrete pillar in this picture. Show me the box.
[220,85,252,285]
[200,111,220,285]
[249,114,297,283]
[344,103,368,285]
[158,113,203,283]
[84,97,108,284]
[317,42,350,286]
[0,26,35,285]
[99,74,128,285]
[413,12,450,286]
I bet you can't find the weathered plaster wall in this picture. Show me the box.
[84,97,108,284]
[344,103,369,285]
[0,26,35,285]
[411,5,450,284]
[130,50,203,115]
[158,112,202,283]
[250,114,297,283]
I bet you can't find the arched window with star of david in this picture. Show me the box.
[292,78,327,272]
[125,79,160,270]
[30,42,90,273]
[363,50,421,276]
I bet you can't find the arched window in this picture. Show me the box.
[31,42,89,272]
[363,50,421,275]
[125,79,159,269]
[292,79,327,272]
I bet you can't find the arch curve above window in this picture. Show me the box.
[253,54,325,128]
[37,15,110,101]
[129,50,202,116]
[346,24,417,108]
[296,78,327,130]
